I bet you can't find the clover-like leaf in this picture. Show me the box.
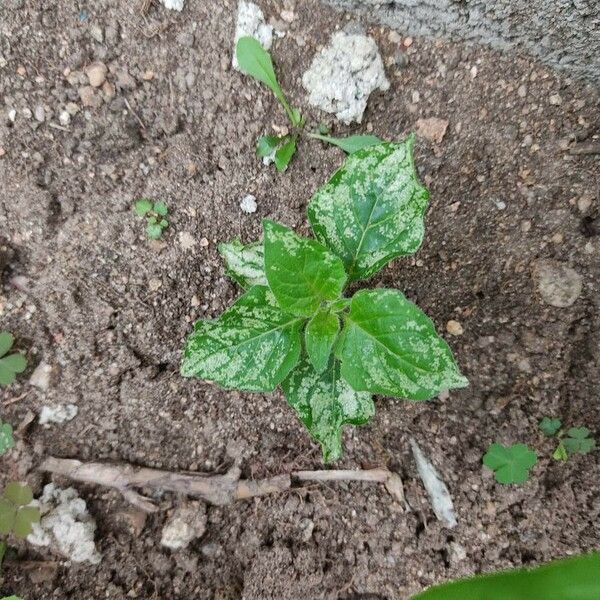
[134,198,153,217]
[305,309,340,374]
[146,223,163,240]
[263,220,347,317]
[0,332,27,387]
[3,482,33,507]
[181,285,302,391]
[0,420,14,456]
[309,133,383,154]
[337,289,468,399]
[153,201,168,216]
[563,427,596,455]
[13,505,40,539]
[282,357,374,463]
[308,135,429,281]
[483,443,537,484]
[553,441,568,462]
[219,239,267,289]
[0,498,16,535]
[539,417,561,437]
[274,137,297,172]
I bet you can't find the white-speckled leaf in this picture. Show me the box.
[181,286,302,391]
[305,309,340,374]
[282,357,374,463]
[308,136,429,281]
[218,239,267,289]
[263,220,347,317]
[339,289,468,399]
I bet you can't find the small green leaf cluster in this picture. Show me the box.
[235,36,382,172]
[0,332,27,387]
[182,138,468,462]
[134,199,169,240]
[539,417,596,461]
[0,420,14,456]
[483,443,537,484]
[0,483,40,540]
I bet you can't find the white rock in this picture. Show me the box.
[39,404,78,426]
[8,109,16,123]
[85,62,107,88]
[27,484,101,564]
[240,194,257,213]
[232,1,273,70]
[161,504,206,550]
[410,438,457,528]
[29,361,52,391]
[59,110,71,126]
[34,105,45,123]
[178,231,197,250]
[159,0,185,10]
[533,260,583,308]
[303,31,389,124]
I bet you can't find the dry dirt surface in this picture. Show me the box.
[1,0,599,598]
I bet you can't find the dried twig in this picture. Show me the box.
[38,457,406,512]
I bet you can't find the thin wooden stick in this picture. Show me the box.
[38,457,406,511]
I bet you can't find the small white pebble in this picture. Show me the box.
[240,194,257,214]
[446,320,464,336]
[59,111,71,126]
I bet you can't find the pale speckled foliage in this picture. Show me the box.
[218,239,267,289]
[308,136,429,281]
[339,289,468,400]
[282,357,374,463]
[181,286,302,391]
[264,220,347,316]
[305,309,340,374]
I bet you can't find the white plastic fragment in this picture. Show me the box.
[27,484,101,564]
[232,1,273,70]
[410,438,457,528]
[39,404,78,427]
[240,194,257,214]
[161,504,207,550]
[302,31,389,124]
[159,0,185,11]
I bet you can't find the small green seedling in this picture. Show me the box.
[2,596,23,600]
[0,332,27,387]
[0,420,14,456]
[0,482,40,540]
[483,443,537,484]
[182,137,468,462]
[236,36,383,171]
[134,199,169,240]
[538,417,596,461]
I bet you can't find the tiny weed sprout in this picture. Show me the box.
[0,482,40,540]
[235,36,383,171]
[538,417,596,462]
[134,199,169,240]
[483,443,537,484]
[0,331,27,387]
[0,419,15,456]
[182,137,468,462]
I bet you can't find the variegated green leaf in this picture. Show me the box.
[338,289,468,399]
[282,357,374,463]
[0,421,14,456]
[305,309,340,374]
[181,286,302,391]
[263,220,347,317]
[218,239,267,289]
[308,135,429,281]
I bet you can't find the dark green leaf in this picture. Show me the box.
[13,506,40,539]
[218,239,267,289]
[181,285,302,391]
[146,223,163,240]
[263,220,347,317]
[338,289,468,399]
[256,135,282,158]
[0,499,16,535]
[4,482,33,507]
[539,416,561,436]
[308,135,429,281]
[282,357,374,463]
[0,331,14,358]
[0,421,14,456]
[134,199,153,217]
[274,137,297,172]
[153,201,168,216]
[563,427,596,455]
[305,310,340,374]
[410,552,600,600]
[482,443,537,484]
[309,133,383,153]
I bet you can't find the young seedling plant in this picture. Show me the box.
[182,136,468,462]
[539,417,596,461]
[134,199,169,240]
[0,332,27,387]
[483,443,537,484]
[236,36,383,172]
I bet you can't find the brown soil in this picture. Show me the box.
[0,0,598,598]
